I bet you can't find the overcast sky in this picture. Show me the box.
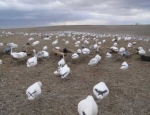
[0,0,150,28]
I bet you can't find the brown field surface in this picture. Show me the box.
[0,25,150,115]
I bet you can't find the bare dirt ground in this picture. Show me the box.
[0,25,150,115]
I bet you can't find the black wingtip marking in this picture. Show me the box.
[28,91,37,98]
[82,111,86,115]
[95,88,107,96]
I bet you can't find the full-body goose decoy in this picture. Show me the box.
[71,53,79,59]
[55,47,60,50]
[26,50,38,67]
[36,50,50,59]
[82,48,90,54]
[7,43,18,48]
[36,51,44,59]
[43,46,48,51]
[78,95,98,115]
[90,39,98,50]
[65,41,69,44]
[77,49,82,54]
[93,82,109,100]
[26,82,42,100]
[138,49,146,55]
[58,54,65,68]
[88,54,101,66]
[127,43,132,48]
[32,41,40,46]
[59,64,70,79]
[0,43,3,47]
[98,42,101,45]
[110,46,118,52]
[42,51,50,58]
[119,47,125,55]
[106,52,112,58]
[0,59,3,74]
[0,59,2,65]
[113,42,117,47]
[120,61,128,70]
[102,39,106,43]
[52,38,58,45]
[10,47,27,59]
[28,37,34,41]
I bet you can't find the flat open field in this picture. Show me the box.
[0,25,150,115]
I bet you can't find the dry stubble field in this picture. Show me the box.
[0,25,150,115]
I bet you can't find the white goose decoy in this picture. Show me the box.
[125,36,131,41]
[138,47,143,50]
[71,53,79,59]
[43,37,50,40]
[32,41,40,46]
[88,54,101,66]
[82,48,90,54]
[73,38,76,41]
[117,37,121,41]
[36,51,44,58]
[28,37,34,41]
[106,52,112,58]
[0,59,2,74]
[76,41,81,44]
[0,59,2,65]
[43,46,48,51]
[59,64,70,79]
[78,95,98,115]
[77,49,82,54]
[127,43,132,48]
[112,38,116,42]
[119,47,126,55]
[10,47,27,59]
[42,51,50,58]
[58,54,65,67]
[120,61,128,70]
[84,40,89,44]
[93,82,109,100]
[0,43,3,47]
[90,40,98,50]
[138,49,146,55]
[93,39,98,49]
[26,50,38,67]
[110,46,118,52]
[36,50,50,58]
[95,54,101,62]
[65,41,69,44]
[52,38,58,45]
[26,82,42,100]
[75,44,79,47]
[133,42,136,45]
[62,39,66,41]
[113,42,117,47]
[98,42,101,45]
[102,39,106,43]
[55,47,60,50]
[7,43,18,48]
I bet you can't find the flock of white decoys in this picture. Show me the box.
[0,30,150,115]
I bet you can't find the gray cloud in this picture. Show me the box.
[0,0,150,28]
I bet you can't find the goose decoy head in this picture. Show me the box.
[82,45,85,49]
[26,43,30,45]
[63,48,68,53]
